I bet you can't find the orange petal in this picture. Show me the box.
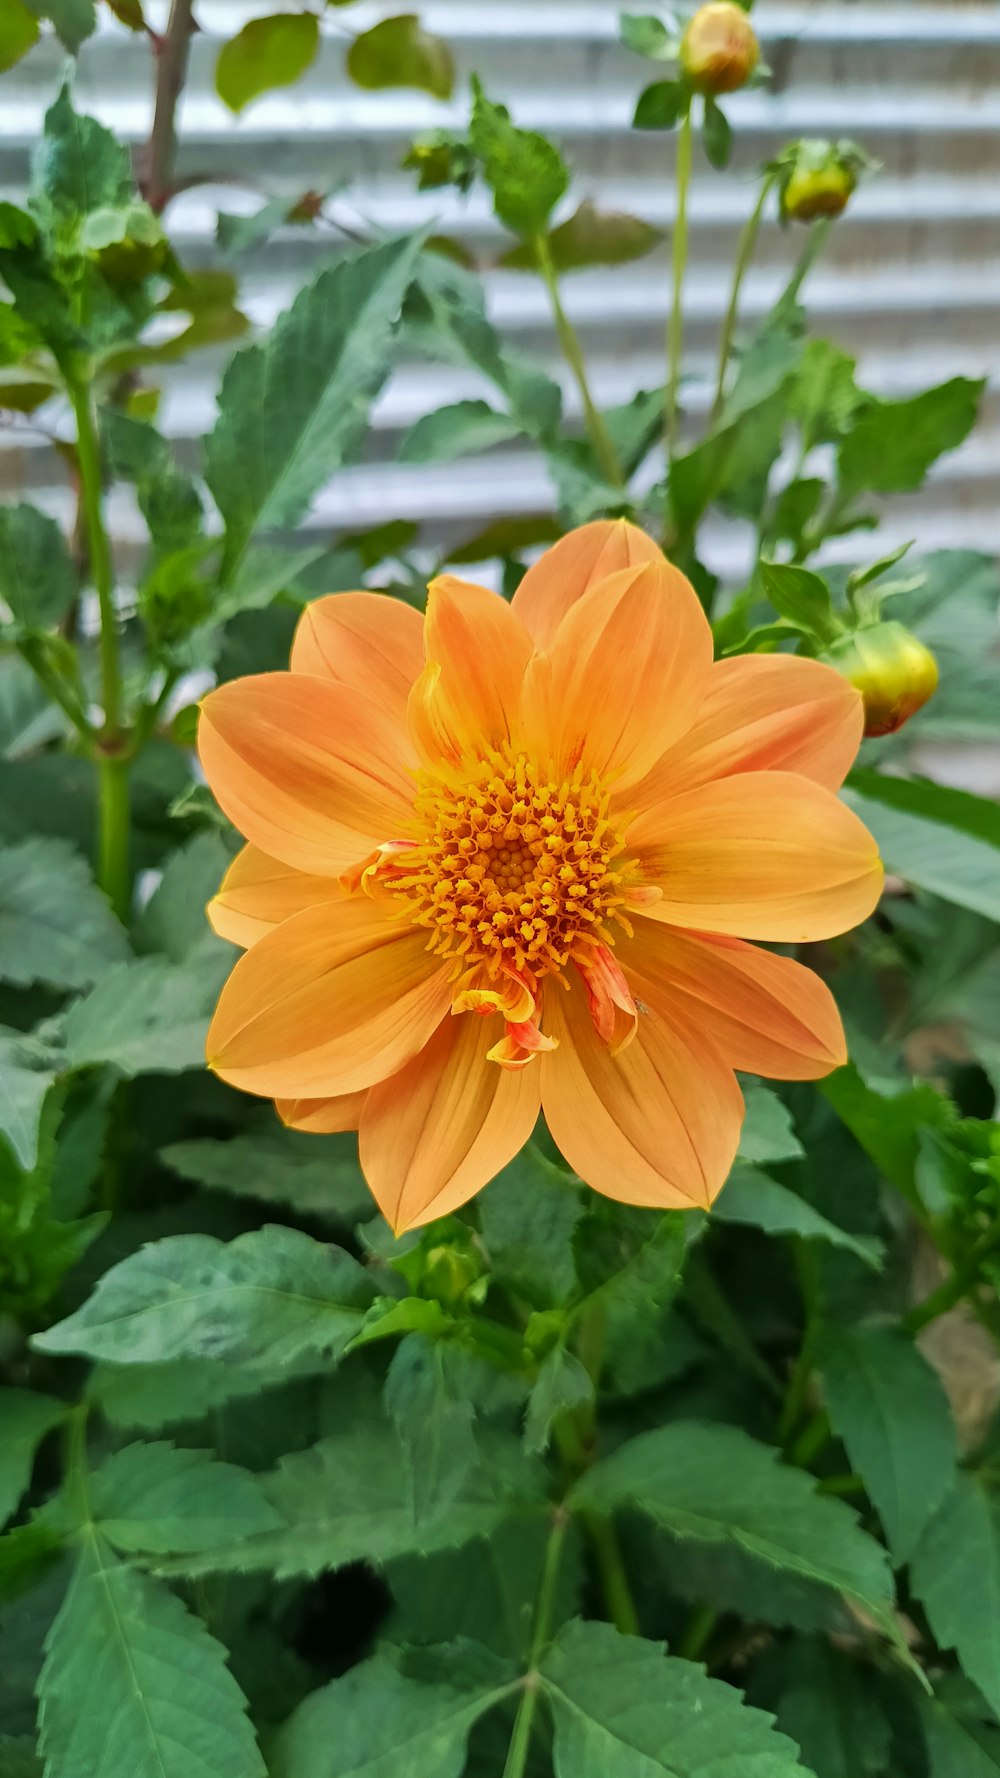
[626,924,846,1080]
[540,972,743,1210]
[277,1092,367,1133]
[523,558,713,793]
[409,575,533,765]
[575,944,638,1055]
[198,674,415,876]
[290,591,424,723]
[360,1011,541,1232]
[206,897,452,1099]
[630,653,864,808]
[208,844,344,949]
[629,770,883,942]
[511,519,664,649]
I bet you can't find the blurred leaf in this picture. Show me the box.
[446,516,562,566]
[399,399,522,464]
[0,838,128,990]
[347,14,454,98]
[63,948,231,1076]
[0,1391,65,1528]
[750,1637,892,1778]
[759,560,839,644]
[478,1147,582,1308]
[205,235,421,580]
[715,1165,883,1268]
[818,1325,958,1563]
[844,777,1000,922]
[386,1335,479,1521]
[0,1,39,72]
[24,0,96,52]
[820,1067,950,1195]
[633,79,686,130]
[912,1474,1000,1718]
[33,86,131,224]
[739,1084,804,1165]
[134,831,231,963]
[38,1538,266,1778]
[524,1346,592,1455]
[702,96,732,168]
[0,505,76,634]
[918,1692,1000,1777]
[791,339,863,447]
[161,1127,371,1225]
[469,80,569,238]
[59,1441,282,1555]
[500,200,663,272]
[0,1028,60,1171]
[216,13,320,113]
[838,377,985,504]
[540,1620,813,1776]
[620,13,676,59]
[34,1227,375,1371]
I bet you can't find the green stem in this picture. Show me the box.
[665,103,694,474]
[502,1509,568,1778]
[784,216,832,308]
[903,1224,1000,1335]
[534,233,624,491]
[712,174,772,422]
[584,1511,640,1636]
[69,372,131,921]
[17,638,93,739]
[677,1601,718,1663]
[789,1407,830,1469]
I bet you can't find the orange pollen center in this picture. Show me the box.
[389,747,636,979]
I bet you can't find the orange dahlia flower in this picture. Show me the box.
[199,520,882,1232]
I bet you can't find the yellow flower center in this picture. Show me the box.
[390,746,636,979]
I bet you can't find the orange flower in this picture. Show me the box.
[199,521,882,1232]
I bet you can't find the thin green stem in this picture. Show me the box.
[584,1511,640,1636]
[665,103,694,474]
[534,233,624,491]
[712,174,772,422]
[502,1509,568,1778]
[677,1601,718,1663]
[784,215,832,308]
[903,1224,1000,1335]
[69,373,131,921]
[789,1407,830,1469]
[17,638,93,739]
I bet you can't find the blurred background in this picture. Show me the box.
[2,3,997,580]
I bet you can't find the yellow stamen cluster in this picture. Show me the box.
[391,747,635,978]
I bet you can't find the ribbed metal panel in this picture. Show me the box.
[2,1,999,579]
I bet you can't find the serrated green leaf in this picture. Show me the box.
[89,1358,265,1431]
[347,15,454,98]
[573,1422,897,1633]
[468,81,569,238]
[478,1147,582,1308]
[62,946,230,1076]
[752,1636,892,1778]
[134,831,231,962]
[739,1084,804,1165]
[24,0,96,53]
[818,1324,957,1564]
[715,1165,883,1268]
[385,1335,479,1522]
[38,1536,266,1778]
[0,1521,64,1607]
[65,1441,282,1555]
[32,87,131,224]
[0,1392,65,1528]
[759,560,839,644]
[386,1519,572,1661]
[0,838,127,990]
[205,235,421,580]
[216,13,320,113]
[791,339,863,448]
[500,200,663,272]
[620,13,675,59]
[160,1127,371,1225]
[843,784,1000,922]
[702,95,732,168]
[838,377,984,504]
[541,1620,813,1776]
[398,399,522,464]
[524,1346,592,1455]
[633,79,686,130]
[0,505,76,634]
[34,1227,375,1371]
[271,1644,513,1778]
[0,1028,60,1171]
[918,1693,1000,1777]
[0,0,39,72]
[912,1474,1000,1717]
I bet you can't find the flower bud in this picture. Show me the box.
[821,621,939,737]
[778,140,859,224]
[680,2,759,95]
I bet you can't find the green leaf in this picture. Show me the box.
[702,96,732,169]
[385,1335,479,1523]
[500,200,663,272]
[791,339,863,449]
[0,0,39,72]
[818,1325,957,1564]
[849,767,1000,850]
[387,1519,568,1660]
[478,1147,582,1308]
[68,1441,282,1555]
[160,1127,371,1225]
[24,0,96,53]
[715,1165,883,1268]
[38,1537,266,1778]
[620,13,675,59]
[918,1693,1000,1778]
[398,399,522,464]
[524,1346,593,1455]
[572,1422,897,1633]
[33,1226,375,1371]
[0,505,76,633]
[838,377,985,503]
[133,831,231,962]
[0,1391,64,1528]
[843,782,1000,922]
[215,13,320,112]
[540,1620,813,1776]
[912,1474,1000,1717]
[0,1027,60,1171]
[739,1084,804,1165]
[347,15,454,98]
[205,235,421,579]
[62,948,231,1076]
[752,1636,892,1778]
[89,1359,265,1432]
[0,838,127,990]
[633,79,686,130]
[33,86,132,224]
[158,1425,546,1580]
[271,1644,513,1778]
[469,80,569,238]
[0,1736,41,1777]
[759,560,839,644]
[820,1067,950,1196]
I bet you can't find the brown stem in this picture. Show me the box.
[140,0,196,214]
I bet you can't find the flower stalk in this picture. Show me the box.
[712,173,774,421]
[665,103,694,473]
[533,233,624,489]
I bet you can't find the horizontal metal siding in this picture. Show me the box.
[2,1,998,578]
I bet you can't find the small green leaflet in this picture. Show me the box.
[215,13,320,113]
[838,377,985,503]
[715,1166,883,1269]
[0,1026,60,1170]
[477,1146,582,1308]
[347,16,454,99]
[0,505,76,634]
[468,80,569,238]
[385,1334,479,1522]
[524,1346,593,1455]
[160,1128,372,1226]
[32,86,132,224]
[739,1084,804,1165]
[0,838,127,990]
[62,948,232,1076]
[753,1636,892,1778]
[0,1390,65,1528]
[912,1474,1000,1718]
[499,201,663,273]
[60,1441,282,1556]
[398,400,523,465]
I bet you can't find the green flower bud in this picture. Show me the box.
[821,621,939,737]
[680,2,759,96]
[777,139,862,224]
